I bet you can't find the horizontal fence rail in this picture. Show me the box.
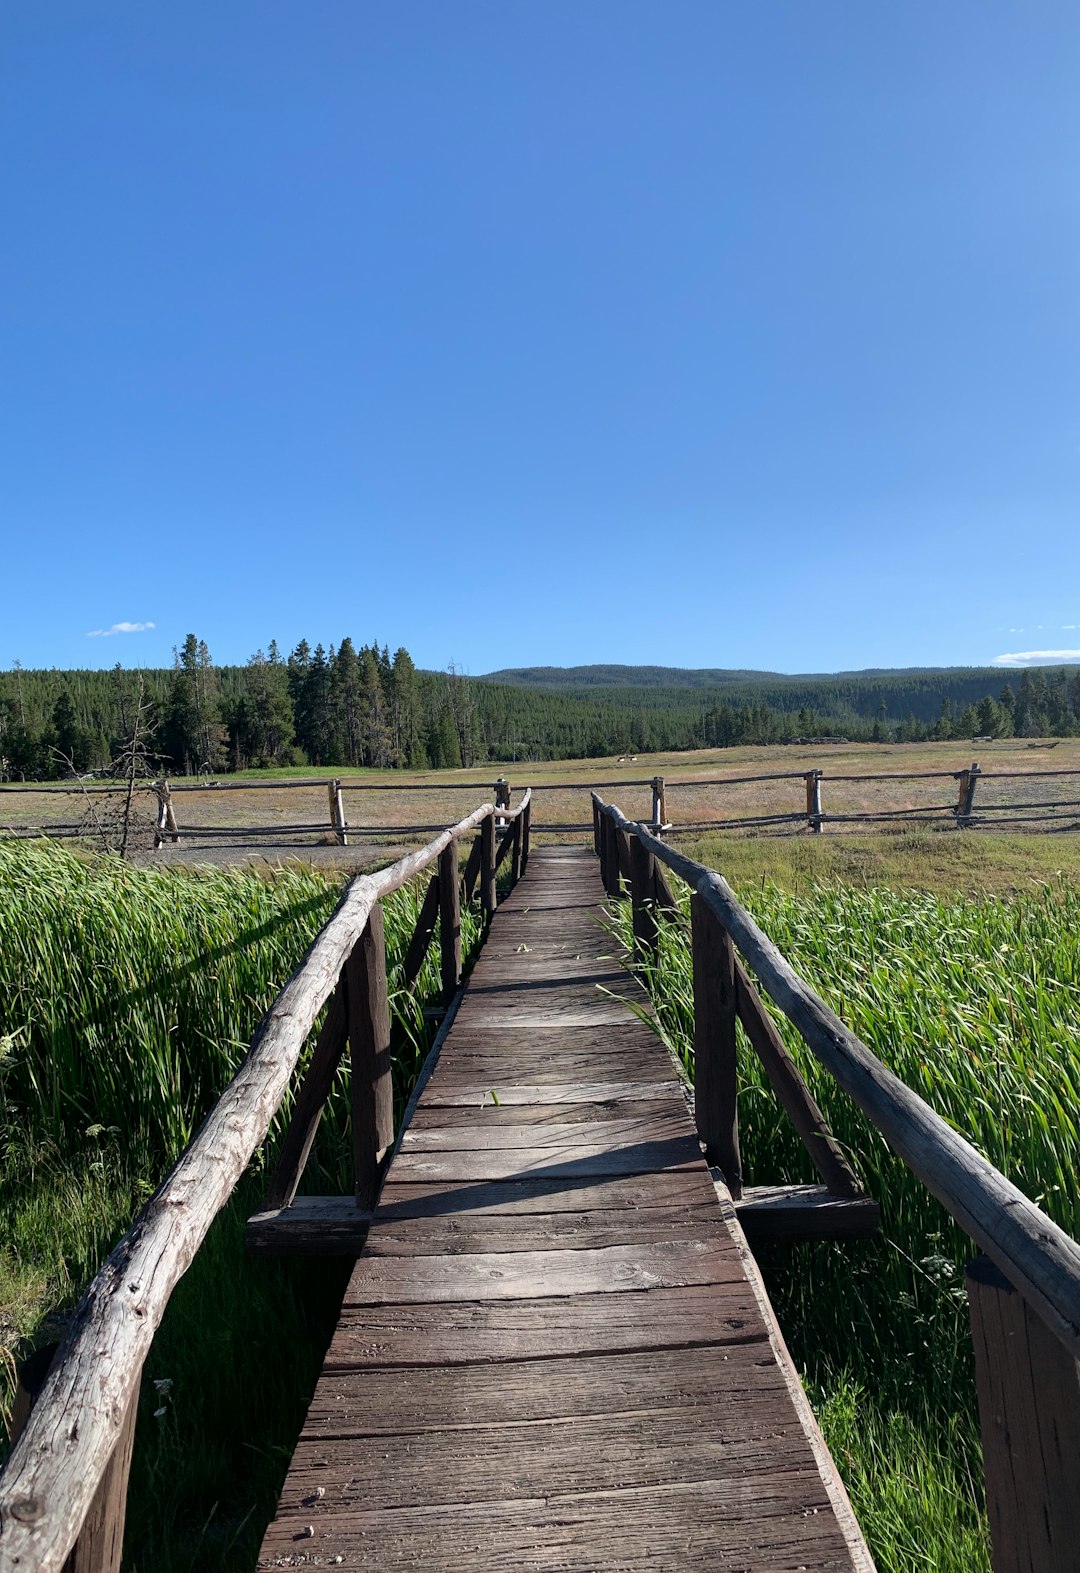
[593,792,1080,1573]
[3,762,1080,846]
[0,793,533,1573]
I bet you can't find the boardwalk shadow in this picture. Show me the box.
[377,1137,702,1222]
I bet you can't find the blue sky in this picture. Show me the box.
[2,2,1077,676]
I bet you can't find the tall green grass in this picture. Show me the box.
[0,839,484,1571]
[612,873,1080,1572]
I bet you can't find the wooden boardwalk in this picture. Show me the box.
[258,847,871,1571]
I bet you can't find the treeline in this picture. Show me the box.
[1,645,1079,781]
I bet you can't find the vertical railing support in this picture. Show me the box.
[691,892,742,1198]
[600,811,619,897]
[12,1342,140,1573]
[510,815,523,884]
[521,797,531,870]
[805,770,823,834]
[348,903,394,1210]
[481,810,497,916]
[966,1255,1080,1572]
[592,796,602,855]
[334,779,348,845]
[615,826,632,890]
[629,831,657,963]
[438,841,461,1001]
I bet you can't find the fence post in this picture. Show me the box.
[153,785,168,850]
[691,893,742,1198]
[629,831,657,963]
[438,842,461,1001]
[956,760,981,825]
[495,777,510,828]
[592,796,602,855]
[12,1342,140,1573]
[334,780,348,845]
[521,797,531,870]
[616,826,632,892]
[651,775,667,832]
[348,904,394,1210]
[966,1255,1080,1572]
[600,812,619,897]
[805,770,823,834]
[480,811,497,916]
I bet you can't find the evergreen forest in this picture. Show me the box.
[1,642,1079,781]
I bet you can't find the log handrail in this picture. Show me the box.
[0,801,502,1573]
[592,793,1080,1356]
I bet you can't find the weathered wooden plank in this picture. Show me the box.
[398,1111,691,1151]
[388,1136,703,1183]
[258,1474,857,1571]
[326,1281,767,1368]
[438,841,461,999]
[343,1241,743,1307]
[736,1184,880,1244]
[277,1409,823,1514]
[302,1342,786,1436]
[413,1079,683,1106]
[404,1096,685,1128]
[375,1170,716,1217]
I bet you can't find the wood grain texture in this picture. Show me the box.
[258,847,871,1571]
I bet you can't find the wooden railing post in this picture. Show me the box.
[521,797,531,870]
[480,811,497,915]
[805,770,823,834]
[651,775,667,832]
[629,831,657,963]
[691,892,742,1198]
[334,780,348,845]
[438,842,462,1000]
[966,1255,1080,1572]
[603,813,621,897]
[348,904,394,1210]
[12,1343,140,1573]
[510,815,523,884]
[592,796,601,855]
[615,826,632,890]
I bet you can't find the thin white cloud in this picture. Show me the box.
[992,648,1080,667]
[86,620,156,638]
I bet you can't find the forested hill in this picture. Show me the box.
[1,643,1078,781]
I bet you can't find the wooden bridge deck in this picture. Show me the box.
[258,847,870,1571]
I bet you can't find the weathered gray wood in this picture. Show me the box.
[691,892,742,1199]
[735,1184,879,1243]
[262,981,349,1210]
[521,797,531,869]
[9,1345,139,1573]
[615,825,632,886]
[481,812,497,915]
[734,964,862,1199]
[957,760,981,824]
[592,796,601,854]
[349,903,394,1210]
[967,1256,1080,1573]
[438,842,461,1000]
[510,816,523,884]
[629,832,657,963]
[247,1195,373,1255]
[611,804,1080,1354]
[805,770,823,834]
[462,832,483,904]
[401,873,440,988]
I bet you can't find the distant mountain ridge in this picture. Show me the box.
[480,662,1004,690]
